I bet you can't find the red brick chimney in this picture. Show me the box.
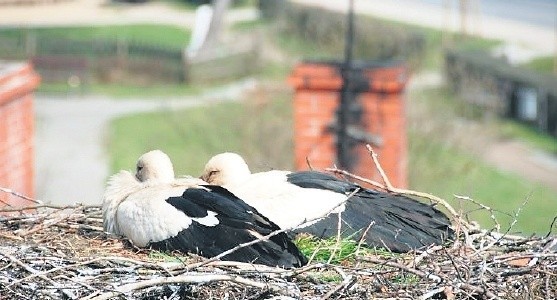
[288,61,408,188]
[0,62,41,209]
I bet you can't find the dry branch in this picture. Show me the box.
[327,144,472,231]
[1,180,556,299]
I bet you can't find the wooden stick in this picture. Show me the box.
[185,189,361,270]
[327,210,343,264]
[327,161,470,230]
[0,187,43,204]
[0,203,101,213]
[357,256,442,283]
[16,207,80,237]
[88,273,291,300]
[366,144,394,189]
[321,269,355,299]
[0,249,75,298]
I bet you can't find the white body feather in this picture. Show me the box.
[115,185,193,247]
[103,168,215,247]
[201,153,348,229]
[222,170,346,229]
[201,153,454,253]
[102,170,142,236]
[102,150,308,268]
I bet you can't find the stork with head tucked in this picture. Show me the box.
[102,150,307,268]
[200,152,454,253]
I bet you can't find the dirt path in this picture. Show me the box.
[34,79,255,206]
[483,140,557,190]
[408,71,557,192]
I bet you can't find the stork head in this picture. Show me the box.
[201,152,251,186]
[135,150,175,184]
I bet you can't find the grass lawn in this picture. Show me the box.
[409,132,557,235]
[109,102,247,176]
[109,87,557,235]
[0,24,191,49]
[75,10,555,236]
[499,121,557,155]
[521,56,556,74]
[0,24,193,97]
[108,94,294,177]
[407,86,557,234]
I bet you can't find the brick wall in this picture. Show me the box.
[0,62,40,209]
[289,61,408,188]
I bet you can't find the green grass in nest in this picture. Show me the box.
[294,234,396,265]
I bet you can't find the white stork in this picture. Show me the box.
[200,152,454,253]
[102,150,307,268]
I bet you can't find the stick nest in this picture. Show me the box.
[0,202,555,300]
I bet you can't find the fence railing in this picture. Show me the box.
[0,34,185,84]
[445,49,557,138]
[0,32,259,85]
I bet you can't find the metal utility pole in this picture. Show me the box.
[442,0,452,49]
[337,0,355,170]
[554,3,557,75]
[459,0,469,36]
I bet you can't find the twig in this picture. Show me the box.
[454,194,501,232]
[327,210,343,264]
[355,221,375,255]
[321,267,356,300]
[366,144,394,189]
[16,207,79,237]
[357,256,442,283]
[54,223,104,232]
[326,167,469,230]
[10,255,173,286]
[0,203,101,213]
[326,168,387,191]
[0,249,75,298]
[457,283,498,299]
[88,273,291,300]
[0,232,24,241]
[0,187,43,204]
[409,245,443,267]
[419,286,446,300]
[371,144,469,229]
[185,189,361,270]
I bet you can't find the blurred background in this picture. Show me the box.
[0,0,556,236]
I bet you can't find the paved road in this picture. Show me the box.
[0,0,258,28]
[34,80,255,206]
[411,0,556,29]
[2,0,552,55]
[293,0,555,55]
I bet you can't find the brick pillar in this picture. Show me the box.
[293,90,337,170]
[0,62,41,209]
[288,61,408,188]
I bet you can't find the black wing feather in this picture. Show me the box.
[153,185,307,268]
[288,171,454,252]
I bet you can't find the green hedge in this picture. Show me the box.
[259,0,425,66]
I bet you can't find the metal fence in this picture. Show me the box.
[0,33,186,84]
[445,49,557,138]
[0,32,259,85]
